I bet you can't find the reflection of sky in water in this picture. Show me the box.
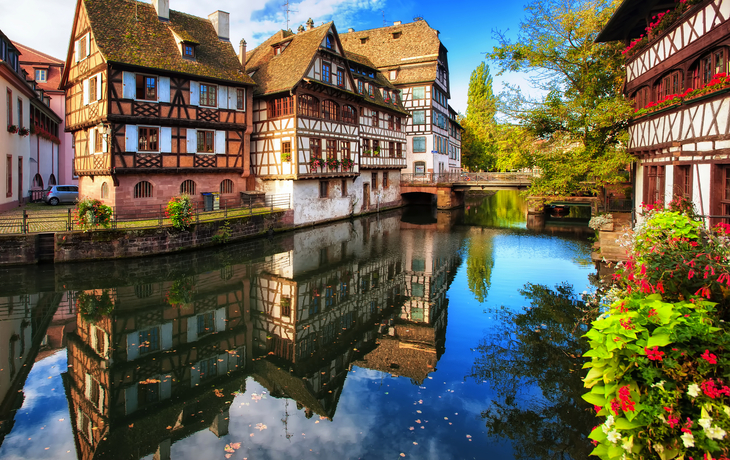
[0,351,75,460]
[1,199,595,459]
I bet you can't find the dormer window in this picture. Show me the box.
[34,69,48,83]
[360,37,368,44]
[389,70,397,80]
[326,34,335,50]
[183,43,195,59]
[273,44,282,55]
[392,32,402,39]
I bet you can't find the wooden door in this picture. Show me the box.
[363,183,370,210]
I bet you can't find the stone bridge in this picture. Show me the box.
[400,172,534,209]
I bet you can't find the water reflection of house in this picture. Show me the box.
[0,290,67,447]
[249,216,409,419]
[353,227,461,384]
[63,265,253,460]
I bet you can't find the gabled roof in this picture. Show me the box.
[14,42,64,93]
[339,20,444,69]
[80,0,253,84]
[246,23,333,96]
[596,0,676,43]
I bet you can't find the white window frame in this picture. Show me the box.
[75,33,90,62]
[34,69,47,82]
[199,83,218,108]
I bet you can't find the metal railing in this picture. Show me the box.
[0,193,291,235]
[401,171,537,184]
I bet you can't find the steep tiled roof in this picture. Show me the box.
[246,24,330,96]
[386,63,437,86]
[345,51,408,114]
[339,20,443,69]
[84,0,253,84]
[14,42,64,93]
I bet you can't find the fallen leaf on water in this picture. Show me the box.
[128,424,134,428]
[400,454,405,457]
[466,434,472,438]
[315,421,319,424]
[416,410,422,414]
[225,454,232,459]
[166,426,172,430]
[225,446,235,453]
[415,419,421,424]
[230,443,241,449]
[250,433,254,437]
[409,427,414,431]
[413,442,418,445]
[256,423,267,431]
[214,389,224,398]
[58,418,64,422]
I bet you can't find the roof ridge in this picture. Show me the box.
[340,20,430,35]
[12,41,64,64]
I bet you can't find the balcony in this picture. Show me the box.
[74,153,112,176]
[359,152,406,170]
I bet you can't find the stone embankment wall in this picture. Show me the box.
[0,210,293,266]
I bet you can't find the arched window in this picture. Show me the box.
[633,86,651,111]
[220,179,234,194]
[48,174,57,186]
[298,94,319,118]
[655,70,682,100]
[693,48,727,88]
[134,181,153,198]
[32,174,43,189]
[181,180,196,195]
[322,100,338,121]
[342,105,357,124]
[101,182,109,199]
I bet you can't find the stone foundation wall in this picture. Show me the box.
[0,210,293,265]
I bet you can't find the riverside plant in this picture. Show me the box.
[589,213,614,231]
[75,197,113,231]
[166,195,193,230]
[583,201,730,460]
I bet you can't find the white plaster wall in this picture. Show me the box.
[29,135,59,188]
[49,96,75,185]
[664,164,674,207]
[292,180,355,225]
[1,79,31,209]
[694,163,712,217]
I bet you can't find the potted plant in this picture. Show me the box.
[18,127,29,137]
[309,157,324,171]
[326,157,340,171]
[373,146,380,156]
[281,152,291,162]
[77,290,115,323]
[6,125,18,134]
[341,158,354,171]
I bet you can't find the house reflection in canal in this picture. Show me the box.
[39,211,464,459]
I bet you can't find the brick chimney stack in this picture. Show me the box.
[239,39,246,70]
[306,18,314,30]
[152,0,169,20]
[209,11,230,41]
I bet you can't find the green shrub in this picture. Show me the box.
[166,195,193,230]
[76,197,113,231]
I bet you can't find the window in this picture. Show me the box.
[139,327,160,354]
[236,88,245,110]
[32,173,43,189]
[337,68,344,87]
[414,161,426,176]
[322,62,331,84]
[696,48,727,87]
[389,70,397,80]
[49,174,56,185]
[342,105,356,124]
[94,128,103,152]
[197,312,215,336]
[136,75,157,101]
[181,180,196,195]
[183,43,195,59]
[282,141,291,161]
[674,165,692,200]
[220,179,234,194]
[645,165,665,206]
[269,95,293,118]
[200,83,217,107]
[134,284,153,298]
[35,69,47,82]
[310,138,321,159]
[138,379,160,405]
[17,99,22,128]
[199,357,218,381]
[634,86,651,110]
[76,34,89,61]
[721,165,730,224]
[281,297,292,317]
[322,100,338,120]
[134,181,153,198]
[396,117,401,131]
[373,139,380,155]
[372,172,378,189]
[319,181,328,198]
[657,70,682,99]
[413,136,426,152]
[412,87,425,99]
[340,140,350,159]
[412,110,425,124]
[396,143,402,157]
[138,127,159,152]
[6,89,11,126]
[358,80,363,94]
[326,139,337,159]
[6,155,12,198]
[326,34,335,50]
[88,76,99,104]
[368,84,373,98]
[388,115,394,130]
[197,130,214,153]
[383,172,388,188]
[298,94,319,118]
[341,180,347,197]
[372,110,378,127]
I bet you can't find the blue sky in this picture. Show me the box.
[1,0,536,114]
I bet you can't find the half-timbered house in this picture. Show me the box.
[340,20,462,176]
[61,0,255,208]
[597,0,730,224]
[246,20,409,226]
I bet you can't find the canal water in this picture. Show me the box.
[0,190,597,460]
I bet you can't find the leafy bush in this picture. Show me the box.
[165,277,195,307]
[166,195,193,230]
[77,290,115,323]
[76,197,113,231]
[584,207,730,459]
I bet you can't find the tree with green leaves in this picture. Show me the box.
[461,62,498,171]
[489,0,634,196]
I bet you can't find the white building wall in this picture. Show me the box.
[1,77,31,212]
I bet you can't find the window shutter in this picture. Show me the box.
[186,129,196,154]
[95,74,102,100]
[160,127,172,153]
[217,353,229,374]
[190,364,200,387]
[159,76,170,103]
[102,128,108,153]
[83,79,89,105]
[99,386,105,413]
[126,331,139,361]
[125,125,138,152]
[75,40,80,62]
[214,131,225,154]
[160,375,172,400]
[86,33,91,56]
[161,322,172,350]
[187,316,198,342]
[122,72,135,99]
[228,87,235,109]
[189,81,199,106]
[215,307,226,332]
[89,128,96,153]
[85,374,92,398]
[217,86,227,109]
[124,385,138,415]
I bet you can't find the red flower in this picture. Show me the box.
[646,346,664,361]
[701,349,718,364]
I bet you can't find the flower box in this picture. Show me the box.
[683,87,730,104]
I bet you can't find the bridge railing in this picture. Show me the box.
[401,171,537,185]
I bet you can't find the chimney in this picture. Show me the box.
[393,21,402,26]
[208,10,230,41]
[298,25,305,33]
[306,18,314,30]
[348,28,355,32]
[152,0,169,21]
[238,39,246,70]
